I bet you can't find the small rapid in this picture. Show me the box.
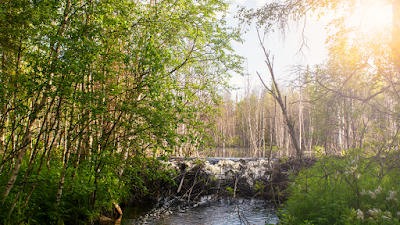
[99,157,301,225]
[120,196,279,225]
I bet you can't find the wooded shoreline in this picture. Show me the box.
[2,0,400,224]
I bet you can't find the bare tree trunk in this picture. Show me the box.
[1,95,47,200]
[256,38,304,165]
[55,116,72,207]
[222,118,225,157]
[274,100,280,157]
[270,115,273,158]
[262,93,266,158]
[245,75,258,157]
[298,73,303,156]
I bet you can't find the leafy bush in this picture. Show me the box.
[279,149,400,224]
[0,154,176,225]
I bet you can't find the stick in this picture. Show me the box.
[187,169,200,203]
[177,172,185,193]
[233,174,239,199]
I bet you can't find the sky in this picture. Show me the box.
[223,0,393,99]
[223,0,332,99]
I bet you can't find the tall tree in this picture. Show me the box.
[0,0,242,223]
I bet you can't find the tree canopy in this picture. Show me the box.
[232,0,400,223]
[0,0,242,223]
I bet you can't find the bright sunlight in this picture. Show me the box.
[356,2,392,29]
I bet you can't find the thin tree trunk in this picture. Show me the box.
[256,44,304,166]
[299,73,302,156]
[262,93,265,158]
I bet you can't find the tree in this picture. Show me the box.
[238,0,400,152]
[0,0,242,223]
[236,1,400,223]
[256,44,304,164]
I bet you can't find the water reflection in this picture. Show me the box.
[121,198,279,225]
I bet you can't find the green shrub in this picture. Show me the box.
[0,154,176,225]
[279,150,400,224]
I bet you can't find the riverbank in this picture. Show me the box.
[279,151,400,224]
[97,157,317,224]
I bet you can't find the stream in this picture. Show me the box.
[120,196,279,225]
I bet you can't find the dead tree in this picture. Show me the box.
[256,31,304,166]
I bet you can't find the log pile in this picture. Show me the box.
[161,157,316,206]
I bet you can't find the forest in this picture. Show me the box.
[231,0,400,224]
[1,0,400,224]
[0,0,242,224]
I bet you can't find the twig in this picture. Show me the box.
[187,168,200,203]
[233,173,239,199]
[236,205,250,225]
[177,172,186,193]
[269,169,279,208]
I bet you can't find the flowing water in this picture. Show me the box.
[115,157,281,225]
[120,197,279,225]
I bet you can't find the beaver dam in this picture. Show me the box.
[101,157,316,225]
[161,157,315,203]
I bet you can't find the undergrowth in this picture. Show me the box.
[279,149,400,224]
[0,155,176,225]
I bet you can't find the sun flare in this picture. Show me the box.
[357,3,392,29]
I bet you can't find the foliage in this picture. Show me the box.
[279,151,400,224]
[233,0,400,223]
[254,181,265,193]
[226,186,235,196]
[0,155,176,224]
[233,0,400,156]
[0,0,241,224]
